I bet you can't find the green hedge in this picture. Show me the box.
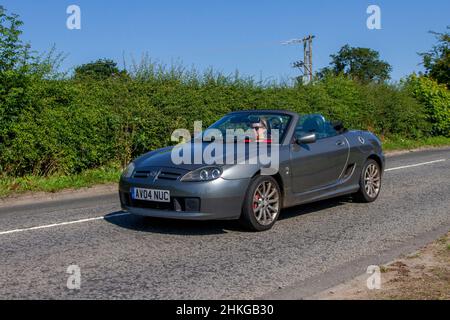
[405,75,450,137]
[0,71,445,177]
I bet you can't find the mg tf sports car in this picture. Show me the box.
[119,110,385,231]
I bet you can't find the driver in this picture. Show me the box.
[251,118,269,141]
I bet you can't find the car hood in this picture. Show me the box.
[134,145,204,171]
[133,142,277,172]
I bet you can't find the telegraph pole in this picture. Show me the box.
[283,35,315,83]
[308,35,313,82]
[303,39,308,79]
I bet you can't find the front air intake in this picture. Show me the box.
[158,171,182,180]
[133,170,152,179]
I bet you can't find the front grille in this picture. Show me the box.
[157,170,182,180]
[132,168,185,180]
[131,199,174,210]
[133,170,154,179]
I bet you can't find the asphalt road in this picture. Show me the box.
[1,148,449,299]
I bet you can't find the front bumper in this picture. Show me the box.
[119,176,250,220]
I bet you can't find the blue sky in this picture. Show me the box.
[2,0,449,82]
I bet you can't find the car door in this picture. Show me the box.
[289,116,349,194]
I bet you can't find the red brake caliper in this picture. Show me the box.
[253,195,260,209]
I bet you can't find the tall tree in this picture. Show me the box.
[0,5,31,72]
[420,27,450,88]
[319,45,392,83]
[74,59,124,80]
[0,6,30,72]
[0,6,35,165]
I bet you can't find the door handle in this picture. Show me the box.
[336,140,346,146]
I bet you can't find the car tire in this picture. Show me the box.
[239,175,281,231]
[354,159,382,203]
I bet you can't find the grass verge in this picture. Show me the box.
[0,165,121,198]
[382,136,450,151]
[0,136,449,199]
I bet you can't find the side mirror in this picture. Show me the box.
[296,133,316,144]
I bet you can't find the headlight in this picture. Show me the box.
[122,162,135,178]
[181,166,223,182]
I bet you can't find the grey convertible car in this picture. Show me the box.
[119,110,384,231]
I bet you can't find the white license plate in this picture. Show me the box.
[131,187,170,203]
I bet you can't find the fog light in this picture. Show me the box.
[185,198,200,212]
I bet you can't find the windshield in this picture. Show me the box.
[206,112,292,143]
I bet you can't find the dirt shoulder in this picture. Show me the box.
[310,231,450,300]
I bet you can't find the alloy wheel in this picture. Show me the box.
[364,163,381,198]
[252,180,280,226]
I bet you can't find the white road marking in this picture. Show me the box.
[0,212,129,236]
[0,158,448,236]
[385,159,446,172]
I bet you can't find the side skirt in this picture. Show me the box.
[283,165,360,208]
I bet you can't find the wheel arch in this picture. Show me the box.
[367,154,384,172]
[251,170,285,204]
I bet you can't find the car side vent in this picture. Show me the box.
[343,164,356,178]
[158,171,182,180]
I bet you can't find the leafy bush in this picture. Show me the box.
[0,69,439,177]
[74,59,126,80]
